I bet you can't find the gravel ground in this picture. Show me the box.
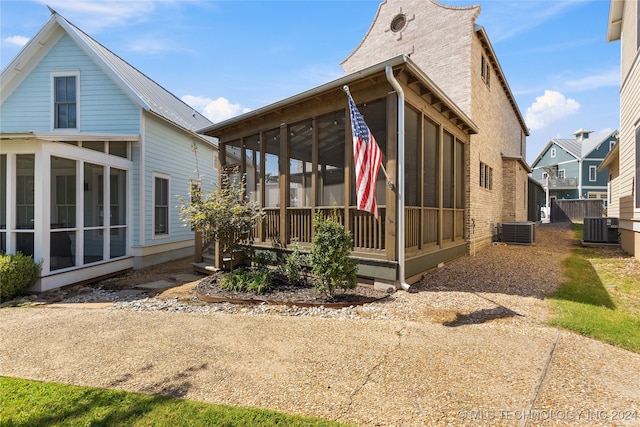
[2,222,640,426]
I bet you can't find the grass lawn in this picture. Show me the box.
[0,377,351,427]
[548,223,640,353]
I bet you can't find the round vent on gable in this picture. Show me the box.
[390,14,407,33]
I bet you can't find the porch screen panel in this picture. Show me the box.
[422,118,439,245]
[442,132,454,209]
[244,134,260,204]
[110,168,127,258]
[262,128,281,244]
[0,155,5,253]
[404,106,420,207]
[51,156,77,270]
[288,121,313,244]
[83,163,104,264]
[15,155,34,256]
[264,129,280,208]
[442,132,454,241]
[318,111,345,207]
[288,121,313,207]
[223,139,243,185]
[455,139,465,240]
[423,118,439,208]
[455,139,464,209]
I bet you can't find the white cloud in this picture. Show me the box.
[182,95,251,123]
[564,69,620,91]
[36,0,156,31]
[4,36,30,47]
[526,90,580,131]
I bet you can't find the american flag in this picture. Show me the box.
[347,93,382,219]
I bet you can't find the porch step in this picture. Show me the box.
[192,262,218,275]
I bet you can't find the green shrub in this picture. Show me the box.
[310,211,357,297]
[253,250,276,272]
[283,244,309,285]
[218,268,272,295]
[0,253,41,301]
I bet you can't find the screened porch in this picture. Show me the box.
[200,58,477,284]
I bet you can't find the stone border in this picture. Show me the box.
[195,290,391,309]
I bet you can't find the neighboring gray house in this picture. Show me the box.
[530,129,618,207]
[0,10,218,291]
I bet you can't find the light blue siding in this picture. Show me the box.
[0,34,139,133]
[142,114,217,245]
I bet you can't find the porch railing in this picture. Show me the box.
[202,205,464,260]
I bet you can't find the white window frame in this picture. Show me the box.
[589,165,597,182]
[51,71,80,131]
[558,169,565,179]
[152,172,171,238]
[550,147,556,158]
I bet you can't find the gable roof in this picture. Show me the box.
[1,8,214,144]
[531,129,618,167]
[199,55,479,137]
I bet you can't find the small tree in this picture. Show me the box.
[179,173,261,270]
[310,211,357,297]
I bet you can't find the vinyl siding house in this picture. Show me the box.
[531,129,617,208]
[605,0,640,259]
[200,0,529,287]
[0,10,218,291]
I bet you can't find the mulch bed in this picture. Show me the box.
[195,274,393,308]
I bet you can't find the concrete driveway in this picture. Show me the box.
[1,303,639,426]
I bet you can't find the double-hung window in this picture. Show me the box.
[53,73,78,129]
[154,175,170,236]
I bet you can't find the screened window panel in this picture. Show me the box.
[318,111,345,207]
[442,132,454,209]
[423,118,439,208]
[264,129,280,208]
[51,156,77,229]
[404,106,420,207]
[455,140,464,208]
[84,163,103,228]
[288,121,313,208]
[16,155,35,229]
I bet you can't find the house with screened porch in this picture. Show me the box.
[200,0,530,288]
[0,10,217,292]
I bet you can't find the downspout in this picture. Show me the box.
[385,65,411,291]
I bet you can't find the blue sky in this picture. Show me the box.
[1,0,620,164]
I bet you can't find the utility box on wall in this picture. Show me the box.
[583,217,619,244]
[500,222,536,245]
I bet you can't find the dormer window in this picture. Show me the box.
[52,72,79,129]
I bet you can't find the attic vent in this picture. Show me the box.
[390,14,407,32]
[500,222,536,245]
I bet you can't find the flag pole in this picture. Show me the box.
[343,85,395,191]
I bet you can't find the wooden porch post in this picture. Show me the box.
[279,124,288,248]
[344,106,352,232]
[311,117,318,240]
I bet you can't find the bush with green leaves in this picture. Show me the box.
[310,211,357,297]
[253,250,276,272]
[282,243,309,285]
[0,253,42,301]
[179,173,261,270]
[218,268,272,295]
